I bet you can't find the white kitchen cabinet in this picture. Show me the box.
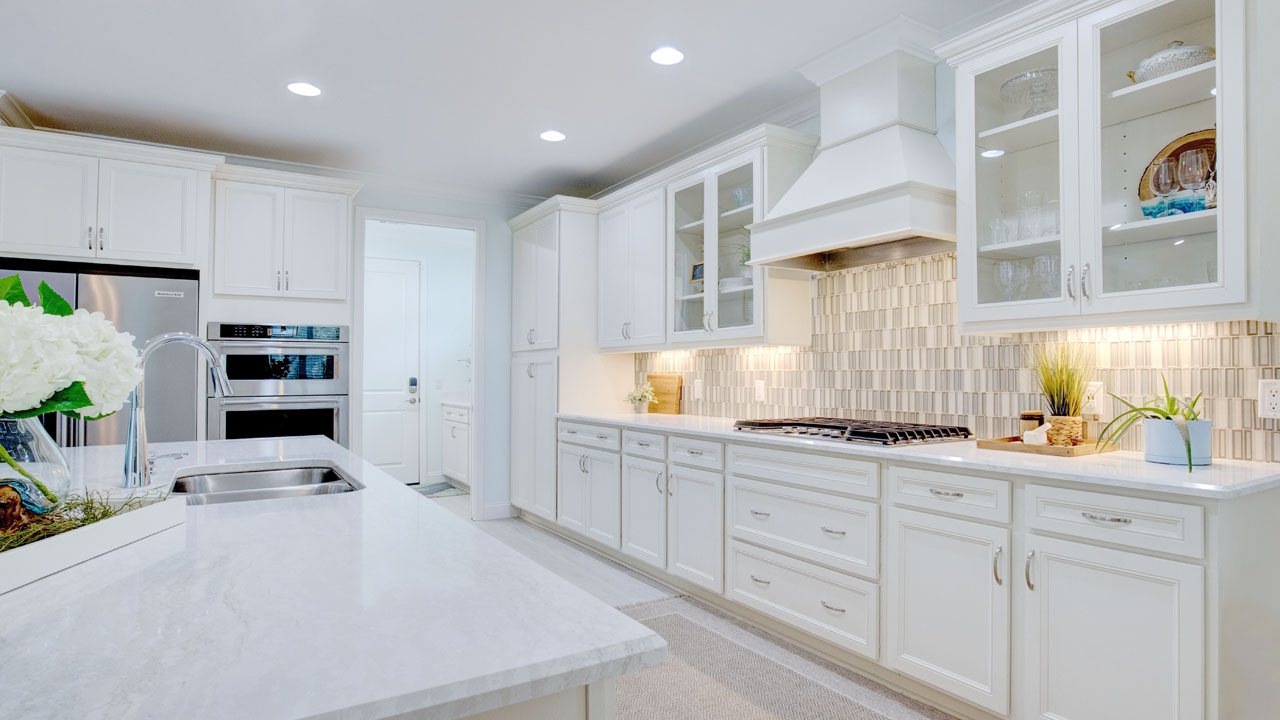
[598,188,665,350]
[96,159,199,263]
[510,353,557,522]
[665,463,724,593]
[584,449,621,549]
[0,137,212,265]
[441,414,470,487]
[620,454,667,569]
[884,506,1010,716]
[942,0,1261,332]
[557,444,589,535]
[212,166,361,299]
[1020,534,1204,720]
[0,146,97,258]
[511,211,559,351]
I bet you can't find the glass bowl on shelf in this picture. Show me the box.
[1128,41,1215,84]
[999,68,1058,119]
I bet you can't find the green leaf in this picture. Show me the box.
[37,280,73,317]
[0,274,30,306]
[4,382,93,419]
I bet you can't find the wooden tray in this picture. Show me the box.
[647,373,683,415]
[976,436,1116,457]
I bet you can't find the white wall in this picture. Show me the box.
[365,220,474,480]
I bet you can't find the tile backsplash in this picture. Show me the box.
[636,252,1280,462]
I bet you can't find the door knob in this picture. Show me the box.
[408,397,418,404]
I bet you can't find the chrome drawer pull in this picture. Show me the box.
[821,526,846,537]
[1081,511,1132,525]
[596,434,610,440]
[1025,550,1036,591]
[565,429,578,435]
[636,441,650,448]
[820,600,846,614]
[928,488,965,498]
[686,449,703,456]
[749,509,771,519]
[993,545,1004,586]
[749,574,771,586]
[654,471,663,494]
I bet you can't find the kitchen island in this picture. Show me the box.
[0,436,665,720]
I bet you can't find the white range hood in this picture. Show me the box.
[749,18,957,271]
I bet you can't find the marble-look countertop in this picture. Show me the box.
[560,412,1280,499]
[0,437,665,720]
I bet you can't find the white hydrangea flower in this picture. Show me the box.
[63,309,142,418]
[0,301,82,414]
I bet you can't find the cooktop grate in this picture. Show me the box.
[732,418,972,445]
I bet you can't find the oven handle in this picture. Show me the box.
[212,396,347,411]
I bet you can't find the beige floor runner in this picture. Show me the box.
[618,598,956,720]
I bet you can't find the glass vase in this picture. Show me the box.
[0,417,72,512]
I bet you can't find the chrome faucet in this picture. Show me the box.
[122,332,233,488]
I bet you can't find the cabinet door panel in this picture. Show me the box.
[531,357,558,519]
[453,422,470,485]
[628,189,666,345]
[597,205,630,347]
[530,213,559,349]
[511,223,535,350]
[283,189,347,299]
[621,455,666,568]
[509,365,535,512]
[885,507,1010,715]
[0,147,97,258]
[97,159,198,263]
[666,463,723,592]
[557,445,589,536]
[214,180,284,296]
[1022,535,1203,720]
[585,450,621,549]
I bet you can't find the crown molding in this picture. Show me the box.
[506,195,601,230]
[799,16,941,87]
[0,126,223,170]
[0,91,35,129]
[215,163,363,195]
[934,0,1121,65]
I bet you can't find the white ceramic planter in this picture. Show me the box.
[1144,418,1212,466]
[0,496,185,595]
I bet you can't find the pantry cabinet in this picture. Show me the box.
[510,352,558,522]
[941,0,1262,332]
[213,167,360,300]
[597,188,666,349]
[511,211,559,351]
[1020,534,1204,720]
[0,135,215,265]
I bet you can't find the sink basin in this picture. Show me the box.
[172,466,363,505]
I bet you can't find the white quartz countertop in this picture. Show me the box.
[0,437,665,720]
[560,412,1280,499]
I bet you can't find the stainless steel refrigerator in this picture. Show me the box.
[0,263,199,446]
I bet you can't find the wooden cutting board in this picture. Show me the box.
[647,374,683,415]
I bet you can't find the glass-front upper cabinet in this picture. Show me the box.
[669,149,763,343]
[1078,0,1242,313]
[957,24,1080,324]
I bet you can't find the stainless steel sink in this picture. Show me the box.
[172,466,363,505]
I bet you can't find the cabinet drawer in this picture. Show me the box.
[669,436,723,471]
[727,541,878,660]
[558,421,621,451]
[442,405,470,423]
[622,430,666,460]
[728,444,879,499]
[1025,485,1205,559]
[728,477,878,580]
[888,466,1010,523]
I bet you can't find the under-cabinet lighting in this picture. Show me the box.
[539,130,567,142]
[1174,238,1185,246]
[286,82,322,97]
[650,46,685,65]
[981,149,1005,158]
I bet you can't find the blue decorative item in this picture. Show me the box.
[1140,197,1166,218]
[1169,191,1205,215]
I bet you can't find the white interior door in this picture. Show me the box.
[362,256,422,483]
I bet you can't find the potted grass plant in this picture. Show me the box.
[1097,374,1209,471]
[1030,344,1093,447]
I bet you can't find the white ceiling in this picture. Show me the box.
[0,0,1028,200]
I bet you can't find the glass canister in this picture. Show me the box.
[0,417,72,513]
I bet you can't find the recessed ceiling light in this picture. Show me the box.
[981,149,1005,158]
[650,46,685,65]
[539,130,566,142]
[287,82,322,97]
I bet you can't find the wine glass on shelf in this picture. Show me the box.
[996,259,1030,302]
[1032,254,1060,298]
[1177,149,1210,214]
[1151,158,1182,218]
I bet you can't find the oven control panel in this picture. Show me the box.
[209,324,347,341]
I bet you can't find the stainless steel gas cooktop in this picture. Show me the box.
[732,418,972,446]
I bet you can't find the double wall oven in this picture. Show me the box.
[207,323,350,447]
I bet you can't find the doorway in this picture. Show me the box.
[358,216,476,497]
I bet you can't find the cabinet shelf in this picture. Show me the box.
[717,283,754,296]
[719,204,754,233]
[977,110,1059,154]
[978,235,1062,260]
[677,218,704,232]
[1103,61,1216,126]
[677,292,706,302]
[1102,208,1217,246]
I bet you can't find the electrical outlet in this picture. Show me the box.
[693,379,704,401]
[1259,379,1280,419]
[1083,382,1105,415]
[754,380,767,402]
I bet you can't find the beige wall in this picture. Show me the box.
[637,252,1278,463]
